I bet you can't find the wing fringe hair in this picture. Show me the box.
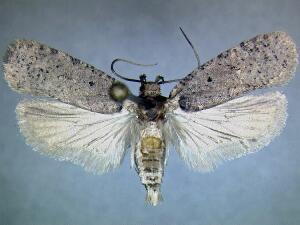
[16,99,140,174]
[163,92,287,172]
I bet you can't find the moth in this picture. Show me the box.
[3,29,298,206]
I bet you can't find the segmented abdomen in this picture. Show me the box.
[134,122,166,206]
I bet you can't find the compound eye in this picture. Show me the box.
[109,82,129,102]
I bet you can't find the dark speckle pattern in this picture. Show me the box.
[169,32,298,111]
[3,40,123,113]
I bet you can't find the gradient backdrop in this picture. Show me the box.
[0,0,300,224]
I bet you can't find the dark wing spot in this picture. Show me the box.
[50,48,58,54]
[207,76,212,82]
[282,59,288,68]
[179,95,191,111]
[89,81,95,87]
[3,44,15,63]
[70,56,80,65]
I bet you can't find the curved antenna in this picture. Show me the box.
[179,27,201,69]
[111,58,158,83]
[158,78,183,84]
[161,27,200,85]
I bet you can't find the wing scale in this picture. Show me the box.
[163,92,287,172]
[16,100,140,174]
[3,40,122,113]
[169,32,297,111]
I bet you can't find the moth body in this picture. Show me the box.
[134,121,166,206]
[3,31,298,206]
[124,80,167,123]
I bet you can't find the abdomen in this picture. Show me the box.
[134,122,166,206]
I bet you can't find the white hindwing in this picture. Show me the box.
[16,100,140,174]
[163,92,287,172]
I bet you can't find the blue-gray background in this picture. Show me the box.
[0,0,299,224]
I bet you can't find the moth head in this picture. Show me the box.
[109,81,129,102]
[140,82,161,97]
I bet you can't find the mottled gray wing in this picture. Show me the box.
[169,32,298,111]
[3,40,121,113]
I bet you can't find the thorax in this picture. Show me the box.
[137,96,167,122]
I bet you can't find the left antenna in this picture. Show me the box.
[111,58,157,83]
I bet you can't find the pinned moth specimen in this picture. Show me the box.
[3,29,298,206]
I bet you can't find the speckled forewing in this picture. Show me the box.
[169,32,298,111]
[3,40,121,113]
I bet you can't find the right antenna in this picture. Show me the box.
[179,27,201,69]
